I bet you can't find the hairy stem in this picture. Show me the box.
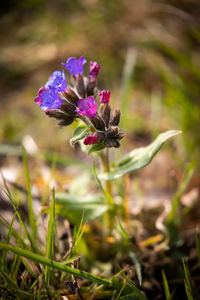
[99,148,112,196]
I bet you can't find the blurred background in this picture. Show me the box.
[0,0,200,205]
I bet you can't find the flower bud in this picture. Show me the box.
[90,61,101,82]
[45,109,75,127]
[84,134,98,145]
[71,74,85,98]
[96,131,106,143]
[91,117,105,131]
[62,87,79,106]
[60,101,77,117]
[98,90,110,104]
[110,108,121,126]
[99,103,111,128]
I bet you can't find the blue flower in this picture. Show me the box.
[34,71,67,111]
[45,70,67,93]
[62,56,86,76]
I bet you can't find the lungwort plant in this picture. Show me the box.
[0,56,182,299]
[34,55,181,223]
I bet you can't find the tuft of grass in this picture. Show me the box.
[2,174,41,254]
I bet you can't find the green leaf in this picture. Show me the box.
[70,124,91,146]
[87,142,105,154]
[54,193,108,224]
[100,130,181,181]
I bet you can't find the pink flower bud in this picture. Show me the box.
[98,90,110,104]
[90,61,101,82]
[84,135,98,145]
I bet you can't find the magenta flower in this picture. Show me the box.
[84,135,98,145]
[90,61,101,82]
[62,56,86,76]
[34,87,46,105]
[76,96,98,119]
[98,90,110,104]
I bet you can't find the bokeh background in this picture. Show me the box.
[0,0,200,204]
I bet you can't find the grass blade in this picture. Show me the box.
[116,217,130,242]
[0,242,111,286]
[45,189,55,286]
[195,230,200,265]
[0,215,27,249]
[162,270,171,300]
[182,259,193,297]
[1,212,17,266]
[22,145,37,238]
[184,280,194,300]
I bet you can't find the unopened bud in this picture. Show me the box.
[71,74,85,98]
[90,61,101,82]
[58,118,75,126]
[84,134,98,145]
[60,102,77,116]
[99,103,111,128]
[91,116,105,131]
[46,109,75,127]
[62,87,79,105]
[110,108,121,126]
[98,90,110,104]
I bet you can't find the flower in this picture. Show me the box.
[34,89,63,111]
[45,70,68,93]
[34,87,46,105]
[98,90,110,104]
[90,61,101,82]
[62,56,86,76]
[34,71,68,111]
[75,96,98,119]
[84,134,98,145]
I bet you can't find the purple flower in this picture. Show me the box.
[76,96,98,119]
[35,88,63,111]
[90,61,101,82]
[34,87,46,104]
[62,56,86,76]
[98,90,110,104]
[45,70,68,93]
[34,70,68,111]
[84,134,98,145]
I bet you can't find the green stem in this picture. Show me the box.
[99,149,114,233]
[0,242,111,286]
[99,149,112,196]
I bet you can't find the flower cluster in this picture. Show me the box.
[35,56,124,148]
